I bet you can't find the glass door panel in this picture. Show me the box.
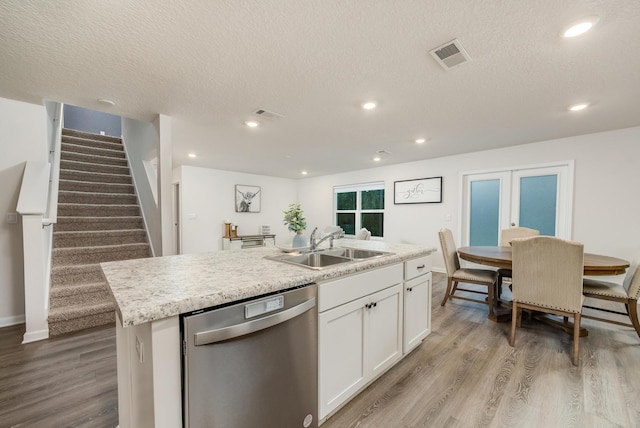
[469,180,500,246]
[518,175,557,236]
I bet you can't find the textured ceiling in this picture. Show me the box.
[1,0,639,178]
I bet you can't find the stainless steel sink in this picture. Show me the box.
[322,247,388,259]
[266,247,392,270]
[266,252,352,270]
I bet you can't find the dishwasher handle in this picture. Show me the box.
[194,297,316,346]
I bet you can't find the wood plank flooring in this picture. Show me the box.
[1,273,638,427]
[0,324,118,427]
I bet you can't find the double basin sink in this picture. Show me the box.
[266,247,392,270]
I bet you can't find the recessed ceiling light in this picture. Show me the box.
[373,156,381,162]
[562,16,599,38]
[245,120,259,128]
[97,98,115,106]
[188,153,197,158]
[569,103,589,112]
[301,171,308,175]
[362,101,377,110]
[415,138,426,144]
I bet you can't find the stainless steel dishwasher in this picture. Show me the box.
[182,284,318,428]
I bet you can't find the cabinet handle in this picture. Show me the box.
[416,265,425,270]
[373,302,377,308]
[407,287,413,292]
[365,303,370,309]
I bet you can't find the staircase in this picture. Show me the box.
[48,129,151,336]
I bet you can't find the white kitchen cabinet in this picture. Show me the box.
[403,255,432,354]
[318,264,403,420]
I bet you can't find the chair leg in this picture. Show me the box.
[572,313,581,366]
[487,281,496,320]
[628,299,640,338]
[441,278,454,306]
[509,301,518,347]
[497,275,503,300]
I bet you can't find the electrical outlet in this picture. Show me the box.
[6,213,17,224]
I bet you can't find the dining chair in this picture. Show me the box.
[438,228,499,320]
[582,253,640,339]
[510,236,584,366]
[497,227,540,298]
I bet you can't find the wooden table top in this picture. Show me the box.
[458,246,630,276]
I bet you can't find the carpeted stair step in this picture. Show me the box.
[61,135,123,152]
[58,190,137,205]
[49,284,112,309]
[59,169,132,184]
[54,229,147,248]
[62,128,122,144]
[60,150,129,167]
[60,159,130,175]
[59,179,135,194]
[48,302,115,336]
[57,203,140,217]
[62,135,123,151]
[50,263,105,286]
[61,142,126,159]
[55,216,145,231]
[53,243,150,265]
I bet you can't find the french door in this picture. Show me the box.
[461,162,573,246]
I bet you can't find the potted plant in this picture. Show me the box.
[283,204,307,247]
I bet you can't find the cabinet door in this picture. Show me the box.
[366,284,403,380]
[318,297,367,419]
[403,273,432,353]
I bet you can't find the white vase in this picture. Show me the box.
[292,232,307,248]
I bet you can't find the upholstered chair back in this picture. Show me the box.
[500,227,540,246]
[438,228,460,277]
[512,236,584,313]
[623,254,640,299]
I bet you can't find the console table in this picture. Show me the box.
[222,235,276,250]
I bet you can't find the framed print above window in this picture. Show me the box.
[394,177,442,204]
[236,185,261,212]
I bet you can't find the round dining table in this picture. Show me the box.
[458,246,630,276]
[457,246,630,334]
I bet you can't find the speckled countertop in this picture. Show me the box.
[100,240,435,327]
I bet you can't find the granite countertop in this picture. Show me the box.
[100,240,435,327]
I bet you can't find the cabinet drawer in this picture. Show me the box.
[319,263,403,312]
[404,255,431,280]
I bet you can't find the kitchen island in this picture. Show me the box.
[101,240,435,428]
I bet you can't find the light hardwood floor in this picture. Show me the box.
[1,273,638,427]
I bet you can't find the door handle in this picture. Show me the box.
[194,297,316,346]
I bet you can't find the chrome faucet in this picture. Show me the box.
[309,227,344,251]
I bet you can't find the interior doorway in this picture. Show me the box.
[461,161,574,246]
[172,182,181,255]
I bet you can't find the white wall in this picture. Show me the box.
[0,97,48,326]
[176,166,298,254]
[297,126,640,273]
[122,118,162,256]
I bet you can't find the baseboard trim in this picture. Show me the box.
[23,328,49,344]
[0,314,25,328]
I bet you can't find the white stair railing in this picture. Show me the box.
[16,101,63,343]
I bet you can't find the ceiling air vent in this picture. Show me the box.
[429,39,472,71]
[254,108,284,121]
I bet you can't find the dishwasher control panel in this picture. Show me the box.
[245,295,284,319]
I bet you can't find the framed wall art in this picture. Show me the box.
[394,176,442,204]
[235,185,261,212]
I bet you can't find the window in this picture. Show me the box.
[334,182,385,237]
